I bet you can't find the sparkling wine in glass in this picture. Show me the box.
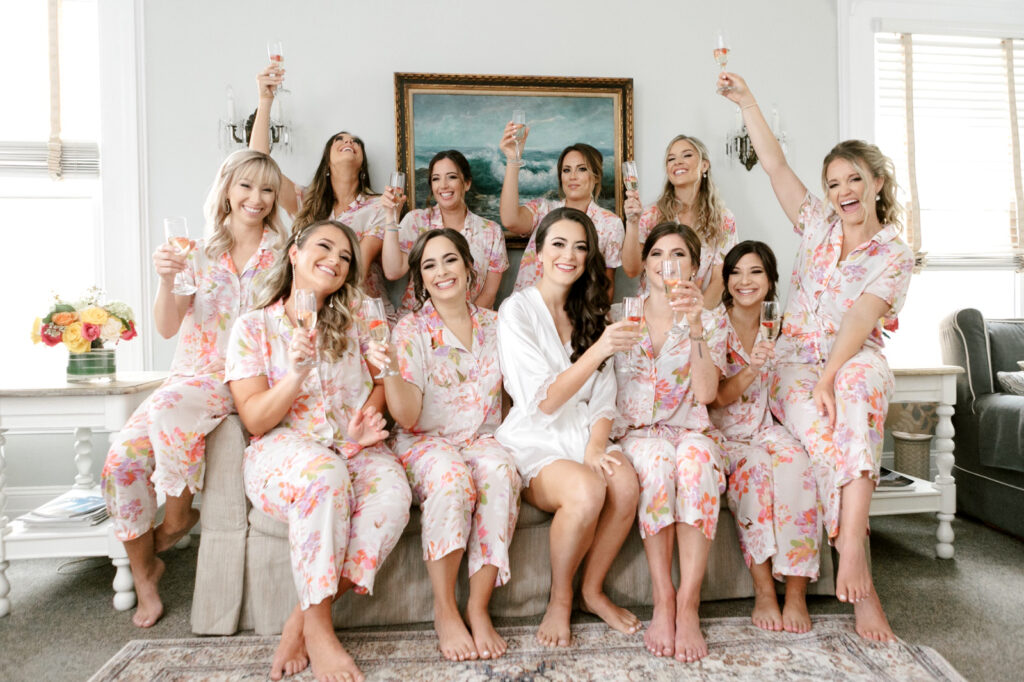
[760,300,781,342]
[662,258,686,329]
[164,216,197,295]
[267,41,289,93]
[714,29,732,93]
[294,289,318,367]
[622,295,643,371]
[362,297,398,378]
[511,109,527,166]
[386,171,406,225]
[621,160,639,192]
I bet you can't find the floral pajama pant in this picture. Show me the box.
[102,373,232,542]
[619,427,726,541]
[720,424,820,580]
[243,428,411,609]
[398,434,521,586]
[770,349,893,540]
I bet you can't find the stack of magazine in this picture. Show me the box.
[18,489,109,530]
[875,466,915,491]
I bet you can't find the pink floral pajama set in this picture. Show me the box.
[613,305,729,541]
[226,301,411,608]
[708,316,820,579]
[102,231,278,542]
[769,194,913,539]
[392,301,520,585]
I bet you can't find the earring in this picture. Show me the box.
[703,171,707,179]
[223,200,231,214]
[875,194,880,201]
[326,170,330,177]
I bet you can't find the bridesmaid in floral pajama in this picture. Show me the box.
[227,219,411,682]
[720,72,913,642]
[101,149,286,628]
[621,135,737,309]
[250,64,394,320]
[380,150,508,316]
[708,241,819,634]
[367,228,520,663]
[498,124,624,297]
[612,222,728,663]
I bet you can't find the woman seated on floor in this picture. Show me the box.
[495,207,641,648]
[226,219,411,681]
[368,228,521,663]
[708,240,820,634]
[611,222,728,663]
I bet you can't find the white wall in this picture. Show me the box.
[4,0,840,490]
[141,0,839,368]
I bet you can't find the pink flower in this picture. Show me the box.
[883,316,899,333]
[82,322,101,341]
[40,324,64,346]
[120,320,138,341]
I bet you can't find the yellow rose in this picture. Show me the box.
[52,311,79,326]
[80,307,109,325]
[31,317,42,344]
[62,322,92,354]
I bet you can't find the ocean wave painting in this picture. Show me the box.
[409,93,620,224]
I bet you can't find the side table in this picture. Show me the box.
[0,371,167,617]
[870,365,963,559]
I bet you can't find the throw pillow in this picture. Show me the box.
[996,371,1024,396]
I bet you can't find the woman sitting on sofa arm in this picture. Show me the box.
[226,219,411,682]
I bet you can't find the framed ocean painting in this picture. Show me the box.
[394,73,634,247]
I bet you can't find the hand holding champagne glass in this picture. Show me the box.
[662,258,685,328]
[362,297,398,378]
[294,289,318,367]
[267,41,289,93]
[511,109,527,166]
[713,29,732,93]
[621,160,639,192]
[164,216,197,295]
[760,300,781,342]
[621,296,643,371]
[385,171,406,225]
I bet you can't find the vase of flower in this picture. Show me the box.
[66,347,117,382]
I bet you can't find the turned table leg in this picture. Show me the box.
[934,400,956,559]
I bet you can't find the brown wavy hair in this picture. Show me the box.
[556,143,604,201]
[535,206,611,367]
[820,139,903,230]
[407,228,477,312]
[253,220,363,361]
[653,135,727,252]
[293,132,376,232]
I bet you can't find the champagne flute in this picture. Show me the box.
[164,216,197,296]
[362,297,398,378]
[760,300,781,342]
[294,289,318,367]
[622,296,643,372]
[662,258,686,330]
[511,109,527,166]
[267,41,289,93]
[387,171,406,225]
[714,29,732,93]
[621,160,639,192]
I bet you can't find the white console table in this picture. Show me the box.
[0,371,167,617]
[870,365,963,559]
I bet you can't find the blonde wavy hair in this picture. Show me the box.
[252,220,363,361]
[654,135,727,251]
[820,140,903,230]
[203,150,288,259]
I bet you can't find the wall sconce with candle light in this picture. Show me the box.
[219,86,291,152]
[725,103,787,171]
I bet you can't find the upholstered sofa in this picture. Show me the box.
[191,416,836,635]
[939,308,1024,538]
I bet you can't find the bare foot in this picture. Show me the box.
[131,556,165,628]
[835,536,872,604]
[644,592,675,657]
[674,603,708,663]
[304,621,363,682]
[271,605,309,680]
[154,508,200,553]
[434,608,477,662]
[580,591,642,635]
[751,590,783,632]
[536,597,572,647]
[465,606,507,660]
[782,591,811,634]
[854,592,896,643]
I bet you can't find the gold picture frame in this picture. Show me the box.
[394,72,634,247]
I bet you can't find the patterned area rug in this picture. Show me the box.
[90,615,963,681]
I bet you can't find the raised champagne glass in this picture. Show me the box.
[164,216,197,296]
[294,289,318,367]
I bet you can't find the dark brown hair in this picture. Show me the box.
[407,228,477,312]
[293,132,375,232]
[556,143,603,201]
[641,221,703,267]
[720,240,779,309]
